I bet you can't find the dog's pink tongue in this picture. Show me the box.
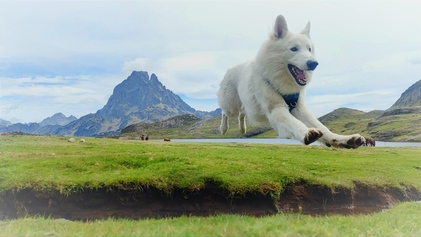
[296,69,305,80]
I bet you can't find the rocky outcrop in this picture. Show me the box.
[39,113,77,127]
[96,72,197,121]
[388,79,421,109]
[56,71,219,137]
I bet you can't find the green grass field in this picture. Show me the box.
[0,135,420,236]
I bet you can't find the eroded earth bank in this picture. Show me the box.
[1,182,420,221]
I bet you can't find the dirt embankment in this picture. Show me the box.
[1,182,420,221]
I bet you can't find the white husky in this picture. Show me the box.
[217,15,364,148]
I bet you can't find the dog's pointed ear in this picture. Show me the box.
[301,22,311,37]
[274,15,288,39]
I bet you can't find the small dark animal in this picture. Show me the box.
[163,138,171,142]
[365,137,376,147]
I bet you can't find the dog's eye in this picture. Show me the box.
[308,47,312,52]
[290,47,298,52]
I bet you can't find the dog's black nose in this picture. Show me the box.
[307,60,318,70]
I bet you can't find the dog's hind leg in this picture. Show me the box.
[238,112,246,134]
[220,113,229,135]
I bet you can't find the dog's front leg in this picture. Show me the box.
[292,104,365,149]
[266,106,323,145]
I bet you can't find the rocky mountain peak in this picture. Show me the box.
[39,113,77,126]
[389,79,421,109]
[96,71,196,121]
[382,79,421,117]
[150,73,163,87]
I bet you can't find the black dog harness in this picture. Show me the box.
[264,78,300,112]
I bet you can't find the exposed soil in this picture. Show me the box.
[0,182,420,221]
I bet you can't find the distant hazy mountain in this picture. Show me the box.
[54,71,219,137]
[0,113,76,134]
[0,118,12,128]
[39,113,77,127]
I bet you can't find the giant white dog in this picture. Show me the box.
[217,15,364,148]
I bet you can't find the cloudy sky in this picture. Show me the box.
[1,0,420,123]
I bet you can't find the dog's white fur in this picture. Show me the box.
[217,15,364,148]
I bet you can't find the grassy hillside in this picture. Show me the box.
[320,80,421,142]
[120,114,274,140]
[320,107,421,142]
[368,107,421,142]
[120,102,421,142]
[319,108,382,137]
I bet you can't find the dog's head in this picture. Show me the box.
[268,15,318,87]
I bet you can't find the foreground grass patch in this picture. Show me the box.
[1,135,420,195]
[1,202,420,237]
[1,135,420,236]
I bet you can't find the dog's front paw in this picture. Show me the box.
[334,134,365,149]
[304,129,323,145]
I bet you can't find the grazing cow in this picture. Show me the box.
[163,138,171,142]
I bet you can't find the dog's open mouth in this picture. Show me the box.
[288,64,306,86]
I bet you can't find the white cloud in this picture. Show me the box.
[1,76,92,98]
[307,89,398,117]
[158,52,223,98]
[163,52,219,71]
[122,49,255,101]
[121,58,152,76]
[1,103,20,115]
[360,50,421,73]
[0,74,122,122]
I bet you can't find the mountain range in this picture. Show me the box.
[1,73,419,141]
[0,71,219,137]
[0,113,76,135]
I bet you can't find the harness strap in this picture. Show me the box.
[282,93,299,112]
[264,78,300,112]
